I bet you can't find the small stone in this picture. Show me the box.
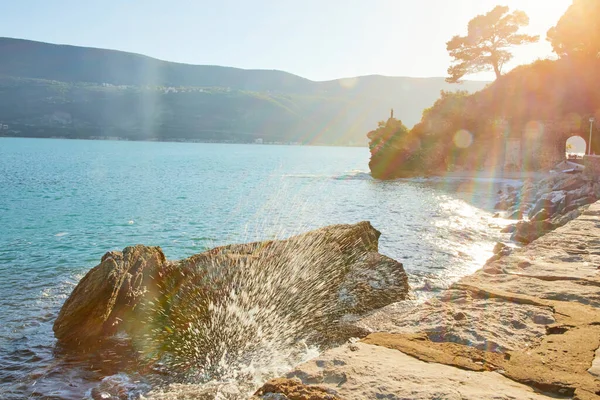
[91,388,112,400]
[453,312,466,321]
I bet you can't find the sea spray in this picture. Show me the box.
[103,223,409,395]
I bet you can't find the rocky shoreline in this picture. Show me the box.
[495,172,600,245]
[253,198,600,398]
[53,172,600,399]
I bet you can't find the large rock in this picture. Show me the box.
[53,245,168,344]
[54,222,409,367]
[551,174,585,192]
[528,191,566,220]
[551,207,586,228]
[510,220,555,244]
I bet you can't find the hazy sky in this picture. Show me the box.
[1,0,572,81]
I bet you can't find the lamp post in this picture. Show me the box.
[589,117,596,155]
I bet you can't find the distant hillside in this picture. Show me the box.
[0,38,488,144]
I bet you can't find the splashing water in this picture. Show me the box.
[125,224,397,398]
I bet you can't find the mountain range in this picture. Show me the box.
[0,37,488,145]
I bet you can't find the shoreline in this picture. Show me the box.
[441,170,551,181]
[0,135,367,148]
[254,201,600,399]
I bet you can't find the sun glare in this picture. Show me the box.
[453,129,473,149]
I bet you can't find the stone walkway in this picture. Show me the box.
[254,202,600,399]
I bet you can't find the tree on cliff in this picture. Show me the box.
[547,0,600,59]
[368,117,424,179]
[446,6,539,83]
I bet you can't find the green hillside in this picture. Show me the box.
[0,38,487,145]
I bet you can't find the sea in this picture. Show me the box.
[0,137,514,399]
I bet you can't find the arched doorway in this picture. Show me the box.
[565,135,586,160]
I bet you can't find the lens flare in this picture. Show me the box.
[524,120,544,140]
[453,129,473,149]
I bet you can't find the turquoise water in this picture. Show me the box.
[0,138,509,398]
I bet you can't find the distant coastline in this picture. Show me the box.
[0,134,367,147]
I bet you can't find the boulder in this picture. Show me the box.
[552,207,586,228]
[511,220,555,244]
[551,174,584,192]
[53,245,168,344]
[562,195,596,214]
[528,191,565,220]
[570,195,596,209]
[565,183,594,205]
[54,222,409,367]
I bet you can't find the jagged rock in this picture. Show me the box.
[53,245,168,344]
[552,174,584,192]
[531,208,550,222]
[528,191,565,220]
[570,195,596,209]
[593,182,600,199]
[551,207,586,228]
[511,220,555,244]
[258,202,600,400]
[565,183,595,205]
[54,222,409,361]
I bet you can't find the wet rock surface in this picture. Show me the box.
[257,202,600,400]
